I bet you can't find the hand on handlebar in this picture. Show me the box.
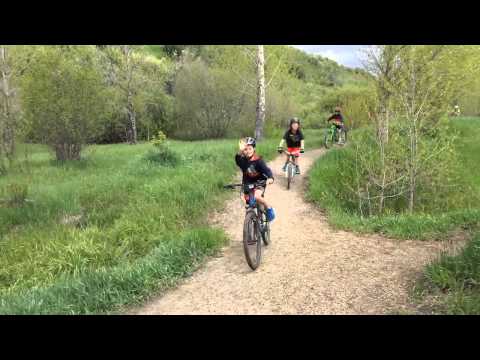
[267,178,274,185]
[277,147,283,154]
[300,148,305,154]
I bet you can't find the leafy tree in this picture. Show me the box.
[99,45,171,144]
[21,46,108,161]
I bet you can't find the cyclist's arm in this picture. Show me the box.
[301,140,305,150]
[235,153,246,168]
[278,139,285,148]
[257,159,274,181]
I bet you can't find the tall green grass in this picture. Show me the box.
[419,232,480,314]
[0,130,323,314]
[415,118,480,314]
[306,118,480,239]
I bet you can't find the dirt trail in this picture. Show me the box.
[132,149,461,315]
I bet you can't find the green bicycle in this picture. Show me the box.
[324,121,347,149]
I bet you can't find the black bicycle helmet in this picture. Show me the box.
[245,137,256,148]
[290,117,300,126]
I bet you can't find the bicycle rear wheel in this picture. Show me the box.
[342,129,348,144]
[243,210,262,270]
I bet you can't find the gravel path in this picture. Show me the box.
[132,149,461,315]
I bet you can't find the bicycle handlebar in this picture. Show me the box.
[223,183,243,189]
[224,180,268,190]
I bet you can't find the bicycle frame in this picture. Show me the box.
[327,123,338,142]
[244,183,267,211]
[224,181,267,211]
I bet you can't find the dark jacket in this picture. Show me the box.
[235,153,273,184]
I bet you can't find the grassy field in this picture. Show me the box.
[0,129,323,314]
[306,118,480,240]
[417,117,480,314]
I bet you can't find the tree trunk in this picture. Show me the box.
[54,143,82,161]
[408,116,418,214]
[0,46,15,161]
[255,45,266,141]
[127,91,137,144]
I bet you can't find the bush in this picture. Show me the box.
[173,57,250,140]
[145,131,179,166]
[309,120,471,218]
[21,46,108,161]
[422,232,480,314]
[0,183,29,207]
[317,84,376,129]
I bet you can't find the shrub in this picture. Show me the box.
[1,183,29,207]
[173,57,249,140]
[145,131,179,166]
[317,85,376,129]
[21,46,108,161]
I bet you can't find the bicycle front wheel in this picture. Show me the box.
[243,210,262,270]
[287,163,294,190]
[324,129,333,149]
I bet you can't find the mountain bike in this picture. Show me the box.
[223,180,270,270]
[324,121,347,149]
[278,149,302,190]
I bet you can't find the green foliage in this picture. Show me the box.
[0,182,29,207]
[21,46,108,160]
[93,46,174,144]
[307,118,480,238]
[421,232,480,314]
[173,57,251,139]
[145,131,179,166]
[316,85,376,129]
[414,117,480,313]
[0,228,227,314]
[171,45,373,134]
[151,130,167,148]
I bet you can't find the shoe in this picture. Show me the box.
[266,207,276,222]
[295,166,300,175]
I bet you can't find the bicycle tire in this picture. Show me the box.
[324,129,332,149]
[243,210,262,270]
[287,163,293,190]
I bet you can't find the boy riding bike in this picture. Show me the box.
[236,137,276,222]
[278,118,305,175]
[327,107,346,131]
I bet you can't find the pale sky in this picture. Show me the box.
[291,45,369,69]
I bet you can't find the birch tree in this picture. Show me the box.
[0,46,19,171]
[101,46,151,144]
[255,45,266,140]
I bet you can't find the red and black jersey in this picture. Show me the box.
[235,153,273,184]
[328,113,344,123]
